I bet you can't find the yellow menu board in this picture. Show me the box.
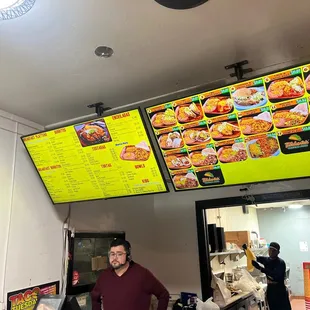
[146,64,310,191]
[22,109,168,203]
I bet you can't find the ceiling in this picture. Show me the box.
[0,0,310,126]
[255,200,310,209]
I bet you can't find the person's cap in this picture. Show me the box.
[269,242,280,252]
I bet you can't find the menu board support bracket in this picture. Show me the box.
[87,102,111,117]
[225,60,253,80]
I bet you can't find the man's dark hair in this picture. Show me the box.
[110,238,131,255]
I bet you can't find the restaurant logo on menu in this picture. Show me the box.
[285,134,309,149]
[7,281,59,310]
[201,172,221,184]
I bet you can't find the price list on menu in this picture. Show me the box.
[146,63,310,191]
[22,109,167,203]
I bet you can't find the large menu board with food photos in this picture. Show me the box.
[21,109,168,203]
[146,63,310,191]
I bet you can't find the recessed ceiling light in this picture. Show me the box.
[288,204,303,209]
[0,0,35,20]
[95,46,114,58]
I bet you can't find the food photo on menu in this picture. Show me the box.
[266,73,305,103]
[172,170,199,189]
[158,130,184,149]
[303,66,310,94]
[175,101,203,124]
[209,117,241,141]
[202,95,234,117]
[239,109,273,136]
[231,85,267,111]
[305,71,310,94]
[164,151,192,170]
[246,134,280,159]
[149,106,177,128]
[272,100,309,129]
[120,141,151,161]
[74,120,112,147]
[189,146,218,167]
[216,140,248,163]
[181,123,210,146]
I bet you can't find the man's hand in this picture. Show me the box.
[252,260,262,270]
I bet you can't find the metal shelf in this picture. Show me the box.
[209,248,268,263]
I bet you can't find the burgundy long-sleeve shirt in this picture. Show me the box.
[91,262,169,310]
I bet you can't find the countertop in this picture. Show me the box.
[219,291,253,310]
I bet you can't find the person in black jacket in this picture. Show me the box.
[252,242,291,310]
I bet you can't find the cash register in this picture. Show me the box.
[33,295,82,310]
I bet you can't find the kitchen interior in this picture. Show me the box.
[205,199,310,310]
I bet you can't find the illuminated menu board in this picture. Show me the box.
[22,109,168,203]
[146,64,310,191]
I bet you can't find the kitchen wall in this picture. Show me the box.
[206,206,260,274]
[0,109,65,309]
[206,206,260,233]
[257,206,310,296]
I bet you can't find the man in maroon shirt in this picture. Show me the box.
[91,238,169,310]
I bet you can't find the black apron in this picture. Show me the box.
[266,283,291,310]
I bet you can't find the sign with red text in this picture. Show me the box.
[7,281,59,310]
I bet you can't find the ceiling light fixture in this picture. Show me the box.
[288,204,303,209]
[155,0,208,10]
[0,0,35,20]
[95,46,114,58]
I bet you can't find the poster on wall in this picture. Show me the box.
[146,63,310,191]
[7,281,60,310]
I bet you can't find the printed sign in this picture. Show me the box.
[7,281,59,310]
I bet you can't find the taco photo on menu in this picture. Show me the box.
[158,131,184,149]
[176,103,203,123]
[165,153,192,170]
[151,108,177,128]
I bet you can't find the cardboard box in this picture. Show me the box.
[91,256,108,271]
[224,231,250,248]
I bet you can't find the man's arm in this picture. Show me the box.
[256,256,268,265]
[91,273,104,310]
[261,261,286,283]
[144,269,169,310]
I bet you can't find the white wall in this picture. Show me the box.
[206,206,260,234]
[257,206,310,296]
[206,206,260,274]
[0,110,65,309]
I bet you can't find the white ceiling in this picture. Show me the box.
[0,0,310,125]
[255,200,310,209]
